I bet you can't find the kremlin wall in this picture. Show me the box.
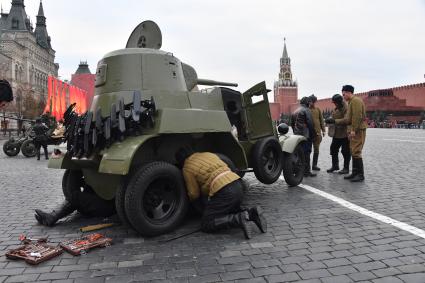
[269,41,425,124]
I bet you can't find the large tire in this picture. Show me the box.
[251,137,283,184]
[64,170,115,217]
[115,177,131,226]
[124,162,189,237]
[3,140,20,157]
[216,153,245,178]
[62,170,71,201]
[282,144,305,187]
[21,140,36,157]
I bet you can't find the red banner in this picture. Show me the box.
[44,76,88,120]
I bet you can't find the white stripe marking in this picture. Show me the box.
[383,138,425,143]
[279,177,425,239]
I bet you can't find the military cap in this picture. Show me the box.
[342,85,354,93]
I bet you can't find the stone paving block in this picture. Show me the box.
[105,275,133,283]
[308,252,333,261]
[367,250,401,261]
[4,273,38,283]
[279,263,302,273]
[372,276,403,283]
[166,268,197,279]
[320,275,353,283]
[189,274,220,283]
[279,255,310,265]
[354,261,386,272]
[197,265,226,275]
[396,264,425,273]
[52,264,89,272]
[0,268,24,276]
[250,266,281,277]
[372,267,403,277]
[323,258,351,268]
[89,261,118,269]
[348,271,377,281]
[224,262,251,272]
[297,269,331,280]
[39,272,70,280]
[235,278,267,283]
[74,278,105,283]
[133,271,166,281]
[219,270,253,281]
[328,265,357,276]
[397,273,425,283]
[266,272,300,283]
[396,247,421,256]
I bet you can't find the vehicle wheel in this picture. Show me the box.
[251,137,282,184]
[115,177,131,226]
[282,144,305,187]
[124,161,189,237]
[62,169,71,201]
[216,153,245,178]
[3,140,20,157]
[21,140,36,157]
[65,170,115,217]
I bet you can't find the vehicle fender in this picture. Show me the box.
[280,134,307,153]
[99,134,157,175]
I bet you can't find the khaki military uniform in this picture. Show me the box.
[310,106,325,152]
[335,96,367,158]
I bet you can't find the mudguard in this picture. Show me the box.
[279,134,306,153]
[99,134,157,175]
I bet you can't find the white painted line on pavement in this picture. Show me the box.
[383,138,425,143]
[279,177,425,239]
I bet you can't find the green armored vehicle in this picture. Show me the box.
[49,21,306,236]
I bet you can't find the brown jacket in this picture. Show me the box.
[331,102,348,138]
[335,96,367,132]
[182,152,240,201]
[310,106,325,135]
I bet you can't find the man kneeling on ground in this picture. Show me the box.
[176,148,266,239]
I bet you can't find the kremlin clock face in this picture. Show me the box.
[284,72,291,79]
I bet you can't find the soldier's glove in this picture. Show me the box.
[325,117,335,124]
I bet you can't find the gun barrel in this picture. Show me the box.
[197,78,238,87]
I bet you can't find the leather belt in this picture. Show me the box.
[210,170,231,190]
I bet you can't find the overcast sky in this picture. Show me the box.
[2,0,425,99]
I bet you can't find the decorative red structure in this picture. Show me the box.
[44,76,88,121]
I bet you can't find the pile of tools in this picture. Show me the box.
[6,233,112,265]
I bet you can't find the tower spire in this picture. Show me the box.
[282,38,289,58]
[35,0,51,48]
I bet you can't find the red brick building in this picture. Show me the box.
[270,40,298,121]
[315,83,425,123]
[71,61,95,108]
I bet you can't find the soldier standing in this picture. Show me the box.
[326,85,367,182]
[326,94,351,174]
[309,94,325,171]
[291,97,316,177]
[32,118,49,160]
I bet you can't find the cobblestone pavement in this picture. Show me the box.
[1,128,425,283]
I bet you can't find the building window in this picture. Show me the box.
[12,18,19,29]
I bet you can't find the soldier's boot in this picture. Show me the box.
[209,211,252,239]
[338,155,351,174]
[350,158,365,182]
[327,155,339,173]
[344,158,359,180]
[36,150,40,161]
[312,152,320,171]
[248,206,267,233]
[34,201,75,227]
[304,155,317,177]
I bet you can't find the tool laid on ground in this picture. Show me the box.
[6,241,63,265]
[79,223,115,232]
[60,233,112,256]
